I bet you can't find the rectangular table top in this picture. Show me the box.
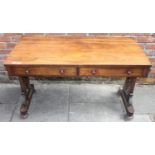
[4,36,151,67]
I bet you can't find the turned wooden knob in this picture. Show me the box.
[59,69,64,74]
[25,69,29,74]
[91,69,96,75]
[127,70,132,75]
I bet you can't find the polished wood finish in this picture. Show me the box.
[4,36,151,66]
[4,36,151,117]
[6,65,149,77]
[79,66,147,77]
[8,66,77,76]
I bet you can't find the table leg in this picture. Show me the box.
[118,77,137,117]
[19,77,35,117]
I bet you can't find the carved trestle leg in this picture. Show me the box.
[118,77,137,117]
[19,77,35,117]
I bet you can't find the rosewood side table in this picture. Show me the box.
[4,36,151,117]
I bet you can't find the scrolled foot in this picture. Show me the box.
[20,112,29,119]
[20,103,29,116]
[126,104,134,117]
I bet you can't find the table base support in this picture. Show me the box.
[18,76,137,118]
[19,77,35,117]
[118,77,137,117]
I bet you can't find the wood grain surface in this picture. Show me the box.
[4,36,151,66]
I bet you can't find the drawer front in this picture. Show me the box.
[10,66,77,76]
[79,67,145,77]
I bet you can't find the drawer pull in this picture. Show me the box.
[127,70,132,75]
[25,69,29,74]
[59,69,65,75]
[91,69,96,75]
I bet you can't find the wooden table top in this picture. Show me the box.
[4,36,151,66]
